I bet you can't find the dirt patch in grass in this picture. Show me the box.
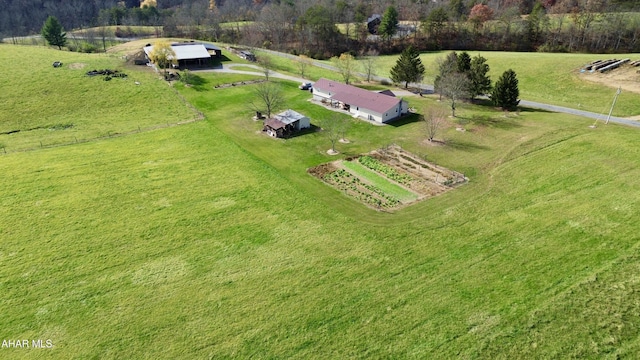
[68,63,86,70]
[309,145,467,211]
[579,65,640,95]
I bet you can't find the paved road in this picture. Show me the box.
[255,49,640,129]
[198,63,311,84]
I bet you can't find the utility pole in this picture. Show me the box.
[605,87,622,125]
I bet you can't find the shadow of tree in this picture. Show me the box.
[387,113,422,127]
[518,106,553,114]
[445,139,490,152]
[457,114,522,130]
[187,74,209,92]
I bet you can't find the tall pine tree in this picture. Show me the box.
[456,51,471,73]
[492,69,520,111]
[390,46,425,88]
[41,16,66,50]
[378,6,398,41]
[469,55,492,98]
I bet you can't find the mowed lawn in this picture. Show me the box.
[0,45,198,151]
[1,50,640,358]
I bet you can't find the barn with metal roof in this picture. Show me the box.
[143,42,222,68]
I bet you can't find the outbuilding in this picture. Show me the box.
[143,42,222,68]
[263,109,311,138]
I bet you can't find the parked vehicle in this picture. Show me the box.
[299,82,312,90]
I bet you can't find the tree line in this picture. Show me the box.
[2,0,639,55]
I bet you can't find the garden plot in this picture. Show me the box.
[309,145,467,210]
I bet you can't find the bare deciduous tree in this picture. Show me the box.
[319,116,345,155]
[437,72,471,117]
[257,56,273,81]
[423,106,448,142]
[360,49,379,82]
[332,53,358,85]
[296,55,313,79]
[250,82,283,119]
[339,118,351,143]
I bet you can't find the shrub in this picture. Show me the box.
[81,43,98,53]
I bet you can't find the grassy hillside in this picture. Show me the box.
[1,45,640,358]
[0,45,198,151]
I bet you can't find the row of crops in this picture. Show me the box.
[323,169,401,209]
[357,156,414,185]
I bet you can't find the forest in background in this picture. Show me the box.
[2,0,639,56]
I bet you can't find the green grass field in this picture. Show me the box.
[2,44,640,358]
[0,45,199,151]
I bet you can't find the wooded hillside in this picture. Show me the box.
[2,0,639,55]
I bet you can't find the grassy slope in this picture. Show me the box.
[1,47,640,358]
[0,45,197,151]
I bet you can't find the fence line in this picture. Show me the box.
[0,116,204,155]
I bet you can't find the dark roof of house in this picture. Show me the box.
[313,78,401,114]
[264,119,287,130]
[171,42,221,51]
[367,14,381,23]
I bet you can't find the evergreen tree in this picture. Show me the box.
[456,51,471,73]
[390,46,425,88]
[378,6,398,41]
[492,69,520,111]
[448,0,466,21]
[423,7,448,36]
[526,2,547,49]
[469,55,492,98]
[41,16,66,50]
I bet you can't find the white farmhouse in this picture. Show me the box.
[311,78,408,123]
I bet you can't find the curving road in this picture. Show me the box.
[251,49,640,129]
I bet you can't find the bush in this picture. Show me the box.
[81,43,98,53]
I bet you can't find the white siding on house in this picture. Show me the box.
[311,79,409,124]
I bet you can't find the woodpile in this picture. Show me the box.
[582,59,631,73]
